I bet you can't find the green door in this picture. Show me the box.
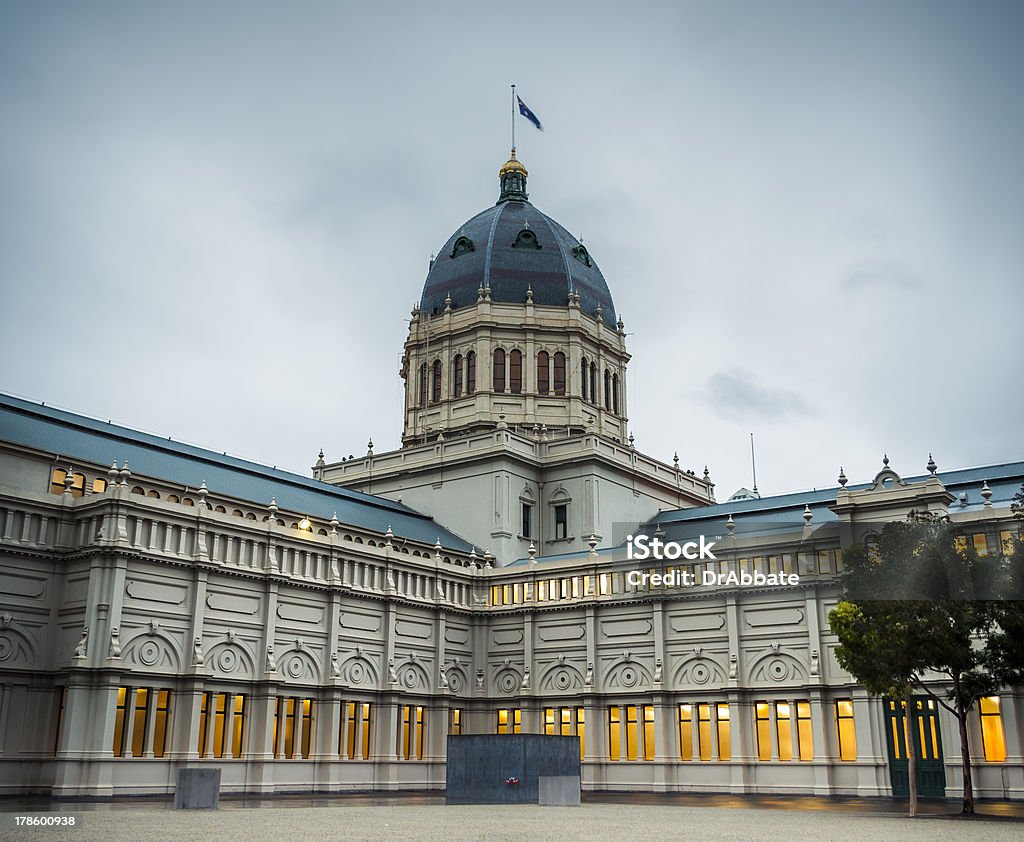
[884,697,946,797]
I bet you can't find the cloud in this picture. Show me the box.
[702,369,813,423]
[841,259,921,291]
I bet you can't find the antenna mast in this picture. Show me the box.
[750,432,759,496]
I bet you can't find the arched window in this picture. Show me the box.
[466,351,476,395]
[453,354,463,397]
[553,352,566,396]
[590,362,597,405]
[604,369,612,410]
[493,349,506,393]
[147,489,160,499]
[613,373,620,415]
[431,359,442,403]
[509,350,522,394]
[167,494,180,504]
[131,486,145,496]
[537,351,550,395]
[418,363,427,407]
[580,357,588,400]
[215,505,226,513]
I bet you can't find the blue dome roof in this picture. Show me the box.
[420,157,617,327]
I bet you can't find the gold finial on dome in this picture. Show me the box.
[498,148,529,203]
[499,147,528,177]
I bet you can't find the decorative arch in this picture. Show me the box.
[0,616,37,668]
[604,656,653,690]
[446,664,469,696]
[396,657,430,691]
[671,651,727,688]
[278,642,321,682]
[450,235,475,258]
[121,625,183,672]
[339,652,379,687]
[540,660,585,692]
[206,635,257,679]
[493,664,523,695]
[747,646,809,685]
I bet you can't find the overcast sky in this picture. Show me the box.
[2,1,1022,503]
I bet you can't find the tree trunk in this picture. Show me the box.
[951,674,975,815]
[906,696,917,817]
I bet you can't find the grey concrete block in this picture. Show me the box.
[538,775,581,806]
[446,735,581,804]
[174,767,221,809]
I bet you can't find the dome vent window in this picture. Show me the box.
[450,236,475,259]
[512,229,541,250]
[572,244,592,267]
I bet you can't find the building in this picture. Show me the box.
[0,152,1021,799]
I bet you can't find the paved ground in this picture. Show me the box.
[2,795,1022,841]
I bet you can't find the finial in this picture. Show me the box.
[838,466,848,487]
[883,453,889,467]
[703,465,710,481]
[477,283,485,302]
[444,291,452,312]
[803,504,813,524]
[528,541,537,564]
[525,284,533,303]
[385,525,394,547]
[982,481,992,507]
[588,534,598,558]
[617,317,625,335]
[367,438,374,455]
[726,513,735,533]
[628,433,635,449]
[673,452,679,469]
[329,512,339,533]
[927,453,937,476]
[197,480,208,498]
[595,304,603,320]
[268,497,278,514]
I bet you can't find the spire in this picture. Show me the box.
[498,148,529,203]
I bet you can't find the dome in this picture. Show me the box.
[420,152,617,328]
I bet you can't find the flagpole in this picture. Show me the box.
[511,83,516,152]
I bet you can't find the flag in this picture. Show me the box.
[517,96,543,132]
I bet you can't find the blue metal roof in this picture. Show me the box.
[420,198,617,327]
[0,393,473,552]
[638,461,1024,544]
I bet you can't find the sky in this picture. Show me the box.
[1,1,1022,503]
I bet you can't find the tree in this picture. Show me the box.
[828,518,1011,815]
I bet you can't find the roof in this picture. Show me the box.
[0,393,473,552]
[419,161,617,327]
[640,461,1024,544]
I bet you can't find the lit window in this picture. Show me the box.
[553,352,566,395]
[642,705,655,761]
[980,696,1007,762]
[678,704,693,760]
[796,701,813,761]
[233,694,247,757]
[755,702,771,761]
[213,693,228,758]
[973,534,989,557]
[131,688,150,757]
[608,706,621,760]
[776,702,792,761]
[625,705,638,760]
[835,699,857,761]
[399,704,424,760]
[343,701,373,759]
[493,349,506,393]
[497,708,521,734]
[92,478,107,494]
[153,690,171,758]
[112,687,129,757]
[449,708,462,736]
[198,692,211,757]
[537,351,550,395]
[716,703,731,760]
[697,703,712,761]
[50,469,85,497]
